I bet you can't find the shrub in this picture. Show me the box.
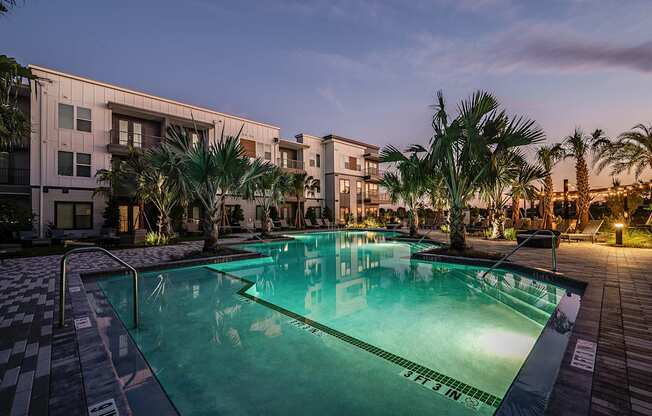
[145,231,169,246]
[607,228,652,248]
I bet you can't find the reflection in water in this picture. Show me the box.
[100,231,570,413]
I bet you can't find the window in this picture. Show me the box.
[339,207,350,221]
[256,205,264,221]
[356,181,362,196]
[119,120,129,145]
[55,202,93,229]
[309,159,315,167]
[132,122,142,148]
[191,132,200,146]
[76,153,91,177]
[316,154,321,168]
[265,151,272,161]
[58,104,74,130]
[339,179,350,194]
[58,151,73,176]
[76,107,92,132]
[191,206,200,221]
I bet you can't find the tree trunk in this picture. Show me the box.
[542,174,555,229]
[576,157,590,230]
[512,195,521,223]
[491,211,506,239]
[409,209,418,237]
[449,204,466,250]
[262,207,273,236]
[203,199,222,252]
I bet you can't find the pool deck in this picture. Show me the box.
[0,232,651,415]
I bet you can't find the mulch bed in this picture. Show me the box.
[170,246,250,261]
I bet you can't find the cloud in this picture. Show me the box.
[508,38,652,73]
[317,86,345,112]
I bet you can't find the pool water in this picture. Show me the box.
[98,231,566,415]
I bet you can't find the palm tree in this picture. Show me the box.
[413,90,544,249]
[289,172,319,229]
[162,126,198,230]
[562,128,604,229]
[537,144,564,229]
[183,126,271,251]
[480,150,528,239]
[594,123,652,180]
[380,147,431,237]
[0,55,40,151]
[510,162,545,224]
[248,167,292,235]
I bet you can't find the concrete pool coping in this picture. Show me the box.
[66,232,590,416]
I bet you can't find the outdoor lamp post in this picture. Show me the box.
[615,223,624,246]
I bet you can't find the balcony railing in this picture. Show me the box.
[379,193,392,204]
[109,129,161,149]
[0,168,29,185]
[277,158,305,170]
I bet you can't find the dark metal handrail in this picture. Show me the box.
[480,229,557,280]
[277,158,304,169]
[110,129,161,148]
[59,247,139,328]
[0,167,29,185]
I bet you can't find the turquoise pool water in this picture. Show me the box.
[98,231,565,415]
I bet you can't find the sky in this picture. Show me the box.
[2,0,652,188]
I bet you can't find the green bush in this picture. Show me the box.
[145,231,169,246]
[607,228,652,248]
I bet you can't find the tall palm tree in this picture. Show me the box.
[248,167,292,235]
[289,172,319,229]
[594,123,652,180]
[537,144,564,229]
[413,90,544,249]
[562,128,603,229]
[0,55,40,151]
[183,126,271,251]
[163,126,199,230]
[381,146,434,237]
[510,162,545,224]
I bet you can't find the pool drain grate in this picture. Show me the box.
[208,267,503,410]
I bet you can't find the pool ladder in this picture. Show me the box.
[480,229,557,280]
[59,246,140,328]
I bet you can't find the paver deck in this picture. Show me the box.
[1,232,651,415]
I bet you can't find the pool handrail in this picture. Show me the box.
[59,246,139,328]
[480,229,557,280]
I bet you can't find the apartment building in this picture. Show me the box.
[3,65,388,238]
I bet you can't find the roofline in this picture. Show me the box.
[28,64,281,131]
[322,134,380,150]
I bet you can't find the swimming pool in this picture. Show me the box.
[97,231,579,415]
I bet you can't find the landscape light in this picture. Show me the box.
[615,223,624,246]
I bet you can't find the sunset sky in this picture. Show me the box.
[3,0,651,188]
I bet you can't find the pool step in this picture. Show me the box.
[452,271,554,325]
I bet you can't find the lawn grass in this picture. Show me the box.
[607,229,652,248]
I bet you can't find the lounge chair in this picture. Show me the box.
[304,219,316,229]
[280,218,296,230]
[561,219,603,243]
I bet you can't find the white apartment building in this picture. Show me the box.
[11,65,389,239]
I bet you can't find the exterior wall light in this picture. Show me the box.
[615,223,624,246]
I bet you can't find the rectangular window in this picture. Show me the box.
[58,151,74,176]
[119,120,129,145]
[192,206,200,221]
[76,153,91,177]
[339,207,350,220]
[58,103,74,130]
[55,202,93,229]
[357,181,362,196]
[76,106,92,132]
[339,179,350,194]
[132,122,142,148]
[316,154,321,168]
[309,159,315,167]
[256,206,264,221]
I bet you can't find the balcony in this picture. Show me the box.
[277,158,305,173]
[0,168,29,186]
[107,129,162,155]
[379,193,392,204]
[363,166,384,181]
[364,191,380,204]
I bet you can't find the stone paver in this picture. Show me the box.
[1,232,652,415]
